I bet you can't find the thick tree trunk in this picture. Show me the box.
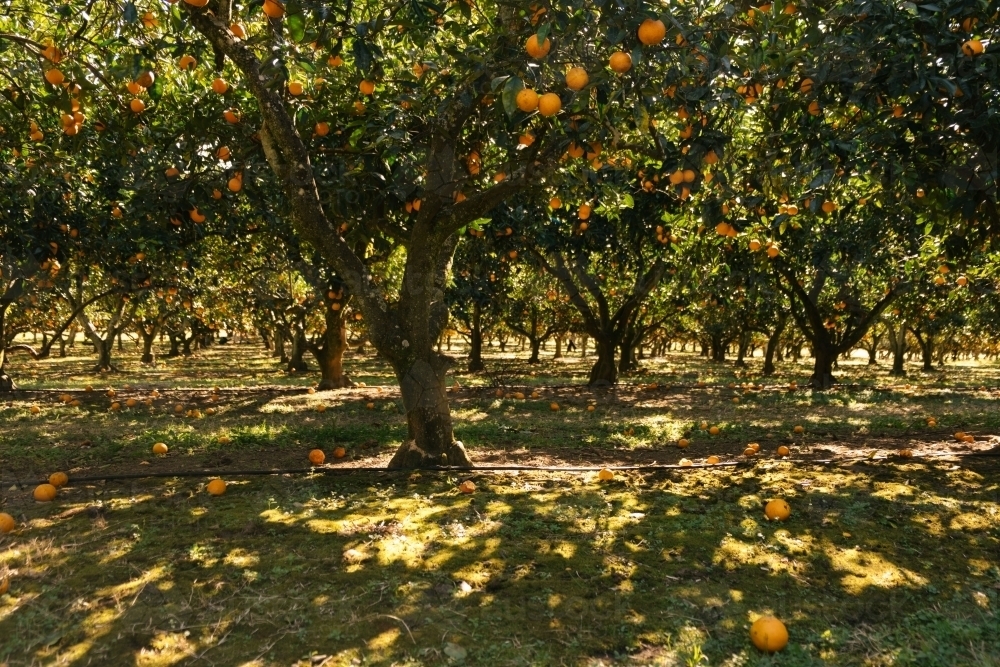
[0,304,14,391]
[314,309,351,389]
[710,335,727,362]
[553,334,563,360]
[286,328,309,372]
[618,338,637,373]
[167,333,181,357]
[93,338,115,372]
[468,302,485,372]
[888,325,907,376]
[734,331,751,367]
[140,330,156,365]
[588,337,618,385]
[762,315,787,376]
[528,338,542,363]
[810,342,837,389]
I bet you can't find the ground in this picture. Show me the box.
[1,340,998,666]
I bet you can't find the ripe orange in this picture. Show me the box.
[308,449,326,465]
[587,404,596,412]
[328,54,344,67]
[29,405,41,415]
[708,426,720,435]
[793,425,805,434]
[189,208,206,223]
[749,239,762,251]
[110,402,122,411]
[808,100,822,116]
[206,479,227,496]
[537,92,561,117]
[49,472,69,488]
[228,176,243,192]
[748,443,760,453]
[126,81,143,95]
[706,455,721,465]
[224,109,241,123]
[637,18,666,45]
[317,404,327,413]
[549,402,560,411]
[776,445,790,456]
[34,483,57,502]
[152,442,168,455]
[0,512,15,533]
[962,39,984,56]
[898,448,914,457]
[263,0,285,18]
[288,81,304,96]
[230,23,246,38]
[212,78,229,94]
[516,88,539,112]
[609,51,632,73]
[799,78,814,93]
[565,67,589,91]
[764,499,791,521]
[0,578,8,595]
[678,438,689,448]
[359,79,376,95]
[126,398,138,408]
[598,468,614,481]
[178,55,196,70]
[743,446,757,456]
[218,435,232,444]
[315,121,330,136]
[333,446,346,458]
[130,98,146,113]
[821,200,837,213]
[525,34,551,58]
[44,69,65,85]
[549,196,562,209]
[578,203,592,219]
[184,0,210,6]
[366,401,375,410]
[459,480,476,494]
[750,616,788,652]
[216,145,231,160]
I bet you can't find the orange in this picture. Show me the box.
[598,468,614,481]
[525,34,551,58]
[308,449,326,465]
[706,455,721,465]
[34,483,57,502]
[567,142,585,158]
[748,443,760,452]
[0,578,8,595]
[956,275,967,286]
[211,78,229,94]
[776,445,790,456]
[808,100,822,116]
[189,208,206,223]
[793,425,804,434]
[263,0,285,18]
[224,109,241,123]
[218,435,232,444]
[516,88,539,112]
[799,78,814,93]
[152,442,168,455]
[178,55,196,70]
[328,54,344,67]
[130,98,146,113]
[315,121,330,136]
[578,203,592,219]
[288,81,304,96]
[821,200,837,213]
[366,401,375,410]
[518,132,535,146]
[333,446,346,458]
[767,245,780,258]
[44,69,65,85]
[638,18,666,45]
[206,479,227,496]
[184,0,210,6]
[549,402,560,411]
[898,448,914,457]
[764,499,791,521]
[750,616,788,652]
[165,166,180,178]
[708,426,720,435]
[216,145,231,160]
[357,79,375,96]
[459,480,476,494]
[230,23,246,38]
[609,51,632,73]
[962,39,984,56]
[126,81,143,95]
[549,196,562,209]
[677,438,690,448]
[743,446,757,456]
[578,221,589,231]
[228,176,243,192]
[565,67,589,91]
[679,458,693,466]
[126,398,137,408]
[110,402,122,411]
[587,404,596,412]
[0,512,14,533]
[537,92,561,116]
[49,472,69,488]
[749,239,762,251]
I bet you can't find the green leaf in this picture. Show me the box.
[286,13,306,43]
[622,193,634,208]
[123,2,138,23]
[502,77,524,118]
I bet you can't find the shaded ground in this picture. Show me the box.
[1,343,999,665]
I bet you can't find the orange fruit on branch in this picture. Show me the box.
[44,69,65,85]
[565,67,589,91]
[537,92,561,116]
[212,78,229,94]
[637,18,666,45]
[609,51,632,73]
[515,88,539,112]
[525,34,551,58]
[263,0,285,18]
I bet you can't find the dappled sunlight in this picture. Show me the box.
[827,544,929,594]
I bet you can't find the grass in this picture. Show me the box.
[1,341,999,665]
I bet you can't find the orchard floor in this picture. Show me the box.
[1,341,999,666]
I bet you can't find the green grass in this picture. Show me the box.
[1,342,999,665]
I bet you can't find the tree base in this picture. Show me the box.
[809,372,836,390]
[0,373,15,391]
[888,368,907,377]
[93,364,118,373]
[387,439,473,469]
[317,374,352,390]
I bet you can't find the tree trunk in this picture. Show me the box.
[710,335,727,362]
[887,324,907,376]
[140,329,157,365]
[313,307,351,389]
[0,304,15,391]
[93,338,115,372]
[734,331,751,367]
[468,302,484,372]
[762,315,788,376]
[553,334,563,360]
[588,337,618,385]
[810,342,837,389]
[618,338,636,373]
[528,337,542,363]
[580,334,587,358]
[286,326,309,372]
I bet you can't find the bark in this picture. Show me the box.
[762,314,788,376]
[140,330,156,364]
[811,341,838,390]
[311,306,351,389]
[887,323,907,376]
[468,301,484,372]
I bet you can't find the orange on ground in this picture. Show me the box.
[793,425,804,434]
[598,468,614,481]
[776,445,790,456]
[0,513,14,533]
[899,448,914,457]
[34,484,57,502]
[708,426,720,435]
[678,438,690,448]
[459,480,476,494]
[152,442,168,455]
[750,616,789,652]
[308,449,326,465]
[49,472,69,488]
[764,499,791,521]
[333,446,346,458]
[549,402,560,411]
[206,479,227,496]
[586,404,596,412]
[706,455,721,465]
